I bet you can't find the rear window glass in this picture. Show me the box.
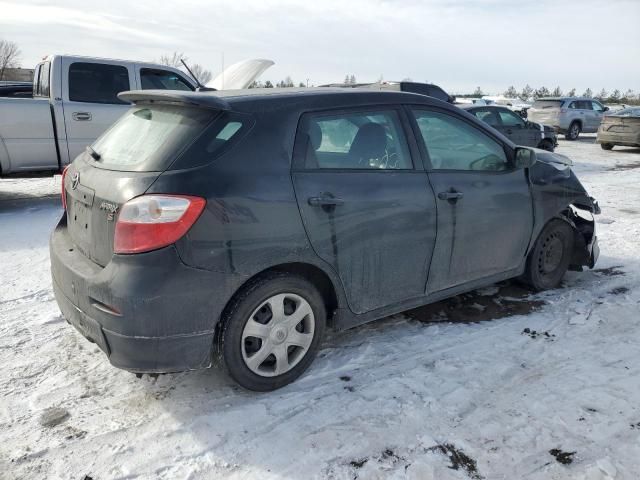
[90,105,216,171]
[532,100,562,109]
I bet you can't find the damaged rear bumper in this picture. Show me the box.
[50,215,240,373]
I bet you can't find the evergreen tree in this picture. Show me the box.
[552,86,563,97]
[349,74,356,85]
[567,88,576,97]
[609,89,621,102]
[264,80,273,88]
[533,86,550,100]
[582,88,592,98]
[596,88,608,100]
[473,86,483,96]
[520,84,533,101]
[504,86,518,98]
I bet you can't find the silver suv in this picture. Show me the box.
[527,97,608,140]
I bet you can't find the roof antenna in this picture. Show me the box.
[181,58,216,92]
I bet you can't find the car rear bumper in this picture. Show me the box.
[50,215,240,373]
[596,131,640,146]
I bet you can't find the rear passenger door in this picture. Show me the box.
[61,59,135,162]
[292,108,437,314]
[588,101,606,132]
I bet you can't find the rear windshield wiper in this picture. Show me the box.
[86,146,101,161]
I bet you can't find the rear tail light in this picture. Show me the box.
[114,195,206,254]
[61,165,70,210]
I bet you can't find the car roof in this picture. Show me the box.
[459,104,510,111]
[538,97,593,101]
[119,87,450,113]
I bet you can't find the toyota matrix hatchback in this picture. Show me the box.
[51,88,600,391]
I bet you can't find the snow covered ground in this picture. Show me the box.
[1,136,639,480]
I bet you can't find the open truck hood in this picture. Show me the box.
[207,58,275,90]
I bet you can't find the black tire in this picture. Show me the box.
[600,143,614,150]
[218,272,326,391]
[538,139,555,152]
[565,122,581,140]
[523,219,575,291]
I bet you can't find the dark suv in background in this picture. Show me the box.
[51,88,600,391]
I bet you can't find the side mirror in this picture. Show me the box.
[603,106,609,112]
[515,147,537,169]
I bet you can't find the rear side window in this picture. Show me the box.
[532,100,562,109]
[472,109,500,127]
[140,68,194,91]
[69,62,130,104]
[298,110,412,170]
[90,105,215,171]
[34,61,51,98]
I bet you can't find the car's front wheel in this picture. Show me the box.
[523,219,575,291]
[600,143,614,150]
[219,273,326,391]
[565,121,581,140]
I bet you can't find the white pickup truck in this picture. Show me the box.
[0,55,273,176]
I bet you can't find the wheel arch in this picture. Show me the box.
[216,261,343,340]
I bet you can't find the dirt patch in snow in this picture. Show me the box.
[594,266,625,277]
[522,328,556,340]
[608,286,629,295]
[549,448,576,465]
[428,444,483,479]
[406,281,545,324]
[609,162,640,171]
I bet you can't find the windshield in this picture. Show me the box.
[90,105,215,172]
[532,100,562,109]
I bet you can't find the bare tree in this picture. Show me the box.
[189,64,212,84]
[0,39,21,80]
[159,51,187,68]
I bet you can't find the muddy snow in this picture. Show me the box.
[1,136,639,479]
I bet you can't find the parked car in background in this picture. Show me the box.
[604,103,632,113]
[0,55,272,176]
[527,97,608,140]
[51,88,600,391]
[461,104,557,151]
[482,96,531,118]
[597,107,640,150]
[0,81,32,98]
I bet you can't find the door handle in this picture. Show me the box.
[308,195,344,207]
[437,190,464,201]
[506,128,513,134]
[72,112,92,121]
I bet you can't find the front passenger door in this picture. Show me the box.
[411,108,533,293]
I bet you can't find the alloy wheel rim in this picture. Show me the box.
[241,293,315,377]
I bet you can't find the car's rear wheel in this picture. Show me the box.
[523,219,575,291]
[600,143,614,150]
[565,122,581,140]
[218,273,326,391]
[538,139,555,152]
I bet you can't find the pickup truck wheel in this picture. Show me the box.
[565,122,581,140]
[524,219,575,291]
[218,273,326,391]
[538,139,555,152]
[600,143,614,150]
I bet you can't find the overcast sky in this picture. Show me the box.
[1,0,638,94]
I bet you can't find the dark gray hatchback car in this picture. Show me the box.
[51,88,600,391]
[461,105,558,151]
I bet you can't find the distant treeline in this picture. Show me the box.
[459,86,640,105]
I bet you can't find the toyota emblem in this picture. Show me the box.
[71,172,80,190]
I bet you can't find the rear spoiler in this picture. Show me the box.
[117,90,231,111]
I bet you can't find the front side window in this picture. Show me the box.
[576,100,591,110]
[497,109,525,127]
[68,62,130,104]
[413,109,508,172]
[299,110,412,170]
[140,68,194,91]
[591,101,604,112]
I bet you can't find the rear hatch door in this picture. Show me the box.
[63,100,221,267]
[528,100,562,125]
